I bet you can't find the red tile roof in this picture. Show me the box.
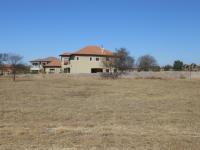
[73,46,113,56]
[30,57,61,67]
[60,52,71,56]
[60,46,113,57]
[44,59,61,67]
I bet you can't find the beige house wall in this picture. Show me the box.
[61,56,70,72]
[61,55,110,73]
[45,67,61,74]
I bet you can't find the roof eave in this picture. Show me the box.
[30,60,51,62]
[59,54,71,57]
[70,53,113,56]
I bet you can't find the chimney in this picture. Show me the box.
[100,45,104,54]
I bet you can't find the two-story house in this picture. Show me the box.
[60,45,113,74]
[30,57,61,73]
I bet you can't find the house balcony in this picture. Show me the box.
[30,65,43,71]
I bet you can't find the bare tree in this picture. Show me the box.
[102,48,134,79]
[137,54,158,71]
[102,57,118,79]
[103,57,115,72]
[7,54,23,81]
[114,48,135,72]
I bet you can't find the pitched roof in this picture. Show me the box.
[60,52,71,56]
[60,46,113,57]
[44,59,61,67]
[30,57,61,67]
[73,46,113,56]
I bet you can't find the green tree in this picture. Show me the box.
[163,65,173,71]
[173,60,183,71]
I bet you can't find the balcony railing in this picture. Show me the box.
[30,65,43,70]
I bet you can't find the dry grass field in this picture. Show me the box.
[0,76,200,150]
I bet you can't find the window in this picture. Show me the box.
[64,68,70,73]
[33,63,38,66]
[96,57,99,61]
[91,68,103,73]
[90,57,92,61]
[106,57,110,61]
[70,56,75,60]
[50,69,55,73]
[77,57,79,60]
[106,69,109,73]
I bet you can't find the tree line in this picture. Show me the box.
[103,48,196,74]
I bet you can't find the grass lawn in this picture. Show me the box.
[0,76,200,150]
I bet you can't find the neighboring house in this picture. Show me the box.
[0,64,12,75]
[43,59,61,74]
[30,57,61,74]
[60,45,113,74]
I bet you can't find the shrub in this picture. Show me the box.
[163,65,173,71]
[100,72,120,79]
[151,65,161,72]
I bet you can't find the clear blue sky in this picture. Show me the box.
[0,0,200,65]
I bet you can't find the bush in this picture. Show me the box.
[100,72,120,79]
[151,65,161,72]
[164,65,173,71]
[146,76,163,80]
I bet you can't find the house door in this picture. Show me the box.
[91,68,103,73]
[64,68,70,73]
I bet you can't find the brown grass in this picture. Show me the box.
[0,76,200,150]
